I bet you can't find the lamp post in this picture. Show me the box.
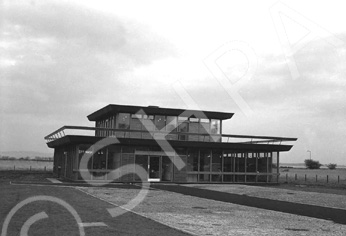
[307,150,311,160]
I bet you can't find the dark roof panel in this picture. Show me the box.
[47,135,293,152]
[87,104,234,121]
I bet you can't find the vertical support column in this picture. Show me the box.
[244,152,247,183]
[221,151,224,182]
[255,152,260,183]
[64,149,67,178]
[74,145,78,180]
[266,152,269,183]
[233,153,236,182]
[219,120,222,135]
[277,151,280,183]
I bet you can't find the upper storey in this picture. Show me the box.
[88,104,234,139]
[88,104,234,122]
[44,103,297,149]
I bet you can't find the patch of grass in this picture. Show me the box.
[279,168,346,186]
[0,170,54,182]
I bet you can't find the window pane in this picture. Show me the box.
[107,146,121,170]
[258,153,268,173]
[134,155,148,181]
[189,122,199,133]
[166,116,177,132]
[211,174,222,182]
[211,119,220,134]
[200,149,211,172]
[130,117,142,130]
[117,113,130,129]
[175,148,187,156]
[246,153,257,173]
[189,117,199,122]
[178,121,188,140]
[78,144,92,170]
[161,156,173,181]
[212,150,222,172]
[199,174,210,182]
[131,114,142,118]
[93,149,107,169]
[187,149,198,171]
[199,119,210,134]
[155,115,166,131]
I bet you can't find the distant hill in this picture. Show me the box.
[0,151,53,159]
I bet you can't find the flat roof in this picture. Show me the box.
[47,135,294,152]
[87,104,234,121]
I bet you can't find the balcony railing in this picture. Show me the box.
[44,126,297,144]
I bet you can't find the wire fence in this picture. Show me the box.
[278,172,346,185]
[0,160,53,172]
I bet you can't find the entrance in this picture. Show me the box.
[148,156,160,181]
[135,154,173,182]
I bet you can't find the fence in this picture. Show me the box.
[279,172,346,185]
[0,160,53,172]
[1,166,53,172]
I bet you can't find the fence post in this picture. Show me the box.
[316,175,317,182]
[327,175,329,183]
[295,174,297,181]
[305,174,306,182]
[14,165,15,171]
[338,175,340,184]
[286,173,288,182]
[44,166,46,172]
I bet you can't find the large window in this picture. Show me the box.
[130,115,142,130]
[199,149,211,172]
[187,149,198,171]
[161,156,173,181]
[107,146,121,170]
[117,113,130,129]
[223,152,234,172]
[199,118,210,141]
[211,119,220,134]
[211,150,222,172]
[166,116,178,140]
[189,118,199,141]
[199,149,210,182]
[178,117,189,141]
[155,115,166,131]
[166,116,177,132]
[130,115,142,138]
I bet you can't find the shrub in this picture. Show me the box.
[304,159,322,169]
[327,163,337,170]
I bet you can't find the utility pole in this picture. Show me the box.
[307,150,311,160]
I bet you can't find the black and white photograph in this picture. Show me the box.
[1,0,346,235]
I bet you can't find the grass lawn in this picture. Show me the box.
[0,170,54,183]
[0,160,53,171]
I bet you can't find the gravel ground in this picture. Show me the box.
[78,185,346,236]
[182,184,346,210]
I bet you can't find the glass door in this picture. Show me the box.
[148,156,160,182]
[134,155,148,181]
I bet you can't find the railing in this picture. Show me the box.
[44,126,297,144]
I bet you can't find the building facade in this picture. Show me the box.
[45,104,297,183]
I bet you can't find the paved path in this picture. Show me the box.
[153,184,346,225]
[0,183,191,236]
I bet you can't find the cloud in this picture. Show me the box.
[0,1,176,118]
[0,0,177,152]
[232,34,346,119]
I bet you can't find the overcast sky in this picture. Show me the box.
[1,0,345,164]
